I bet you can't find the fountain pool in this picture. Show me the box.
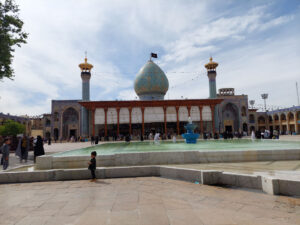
[53,139,300,157]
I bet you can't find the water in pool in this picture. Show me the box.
[53,139,300,157]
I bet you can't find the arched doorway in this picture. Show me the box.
[222,103,239,133]
[242,123,248,134]
[280,113,287,134]
[287,112,295,133]
[62,107,79,139]
[258,116,266,131]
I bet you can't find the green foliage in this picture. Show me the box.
[0,119,25,136]
[0,0,28,80]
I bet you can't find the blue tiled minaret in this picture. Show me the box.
[205,57,218,99]
[205,57,219,133]
[79,56,93,137]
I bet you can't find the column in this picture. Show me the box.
[176,106,180,135]
[92,108,95,137]
[287,114,290,133]
[279,116,282,134]
[104,108,108,137]
[211,105,215,134]
[129,107,132,135]
[163,107,167,136]
[117,108,120,137]
[141,107,145,136]
[60,112,63,140]
[199,106,203,136]
[294,112,299,134]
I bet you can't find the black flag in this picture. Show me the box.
[151,53,158,58]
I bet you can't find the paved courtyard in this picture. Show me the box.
[0,177,299,225]
[170,160,300,180]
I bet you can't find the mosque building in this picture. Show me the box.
[43,55,300,140]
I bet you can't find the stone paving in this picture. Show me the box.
[0,177,299,225]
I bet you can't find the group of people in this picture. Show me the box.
[0,135,45,170]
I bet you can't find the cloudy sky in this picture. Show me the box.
[0,0,299,116]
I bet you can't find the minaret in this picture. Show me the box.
[205,57,219,134]
[79,55,93,137]
[205,57,218,99]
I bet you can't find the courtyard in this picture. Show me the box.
[0,177,300,225]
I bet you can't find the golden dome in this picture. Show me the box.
[205,57,218,70]
[79,57,93,71]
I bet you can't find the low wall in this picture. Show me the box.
[36,149,300,170]
[1,166,299,197]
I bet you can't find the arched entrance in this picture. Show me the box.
[54,128,59,140]
[287,112,295,133]
[242,123,248,134]
[258,116,266,131]
[62,107,79,139]
[222,103,239,133]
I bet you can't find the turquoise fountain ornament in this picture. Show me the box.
[182,117,200,144]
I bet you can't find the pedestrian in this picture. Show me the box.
[48,137,52,145]
[21,136,28,163]
[95,136,99,145]
[15,136,22,160]
[34,136,45,163]
[91,136,95,145]
[88,151,97,181]
[1,138,11,170]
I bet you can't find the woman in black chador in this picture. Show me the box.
[34,136,45,162]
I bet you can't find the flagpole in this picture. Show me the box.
[296,82,300,106]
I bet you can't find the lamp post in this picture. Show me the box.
[249,100,255,109]
[261,93,268,112]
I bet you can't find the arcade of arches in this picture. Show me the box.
[80,99,222,139]
[248,109,300,134]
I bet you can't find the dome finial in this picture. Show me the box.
[79,51,93,71]
[205,56,218,70]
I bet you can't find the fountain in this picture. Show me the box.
[181,117,200,144]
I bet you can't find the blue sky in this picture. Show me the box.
[0,0,299,115]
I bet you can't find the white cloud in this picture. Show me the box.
[0,0,299,116]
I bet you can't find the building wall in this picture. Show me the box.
[50,100,81,140]
[217,95,248,133]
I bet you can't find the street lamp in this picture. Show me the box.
[249,100,255,109]
[261,93,268,112]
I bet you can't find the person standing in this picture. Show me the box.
[88,151,97,181]
[91,136,95,145]
[48,137,52,145]
[1,138,11,170]
[21,136,28,163]
[34,136,45,163]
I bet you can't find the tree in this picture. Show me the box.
[0,0,28,80]
[0,119,25,136]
